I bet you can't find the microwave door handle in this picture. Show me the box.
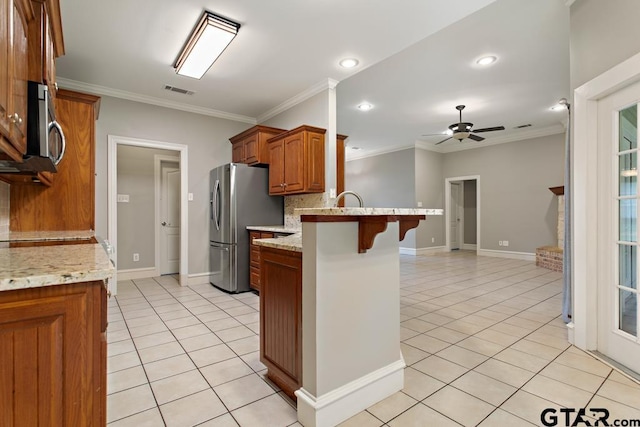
[49,120,66,165]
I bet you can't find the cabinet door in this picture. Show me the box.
[0,0,10,138]
[244,134,259,164]
[9,0,28,153]
[260,247,302,399]
[231,141,245,163]
[0,282,104,426]
[283,134,304,193]
[268,140,286,194]
[306,131,325,192]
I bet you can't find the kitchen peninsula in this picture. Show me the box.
[0,232,115,425]
[255,207,442,427]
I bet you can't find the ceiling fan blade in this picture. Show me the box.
[468,134,485,142]
[421,133,446,136]
[435,137,452,145]
[473,126,505,133]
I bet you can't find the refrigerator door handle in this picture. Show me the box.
[210,191,213,220]
[214,179,221,231]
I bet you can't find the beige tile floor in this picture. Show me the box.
[107,251,640,426]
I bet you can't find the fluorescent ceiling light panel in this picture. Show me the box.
[174,11,240,79]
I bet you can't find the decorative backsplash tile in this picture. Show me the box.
[0,182,9,235]
[284,192,331,229]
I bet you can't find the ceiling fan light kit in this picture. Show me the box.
[433,105,505,145]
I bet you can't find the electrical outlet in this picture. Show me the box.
[431,237,435,243]
[133,253,139,262]
[188,193,194,201]
[417,201,423,207]
[498,241,503,246]
[117,194,129,203]
[503,240,509,247]
[329,188,336,198]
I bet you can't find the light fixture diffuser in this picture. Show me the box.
[174,11,240,79]
[358,103,373,111]
[339,58,359,68]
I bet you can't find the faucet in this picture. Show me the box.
[334,190,364,207]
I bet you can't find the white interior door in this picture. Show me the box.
[450,182,461,250]
[597,79,640,373]
[160,163,180,275]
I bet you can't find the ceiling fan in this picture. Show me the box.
[423,105,505,145]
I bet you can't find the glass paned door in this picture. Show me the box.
[616,103,639,339]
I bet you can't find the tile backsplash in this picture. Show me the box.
[0,181,9,234]
[284,192,331,229]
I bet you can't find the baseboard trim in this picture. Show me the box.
[187,272,213,286]
[462,243,477,250]
[477,249,536,261]
[295,359,404,427]
[399,246,445,255]
[117,267,158,280]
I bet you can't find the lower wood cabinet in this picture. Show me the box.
[259,246,302,400]
[249,231,274,292]
[0,280,107,426]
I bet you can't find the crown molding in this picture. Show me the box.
[56,78,257,124]
[257,78,339,124]
[345,144,415,162]
[416,124,566,154]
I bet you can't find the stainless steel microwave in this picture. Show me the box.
[0,81,65,173]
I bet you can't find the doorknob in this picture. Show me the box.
[161,221,167,226]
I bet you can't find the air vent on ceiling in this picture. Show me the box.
[514,124,532,129]
[163,85,195,95]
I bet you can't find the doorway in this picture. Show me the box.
[574,50,640,374]
[445,176,480,253]
[156,156,180,275]
[108,135,189,295]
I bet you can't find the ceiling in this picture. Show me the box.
[56,0,569,157]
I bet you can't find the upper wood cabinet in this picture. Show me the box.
[229,125,286,166]
[0,0,32,162]
[267,125,326,195]
[28,0,64,97]
[10,89,100,231]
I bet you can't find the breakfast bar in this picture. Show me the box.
[254,207,442,427]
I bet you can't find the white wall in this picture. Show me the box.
[117,145,178,270]
[346,148,417,248]
[442,133,564,253]
[570,0,640,90]
[415,148,445,248]
[95,96,249,275]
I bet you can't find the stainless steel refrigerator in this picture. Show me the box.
[209,163,284,293]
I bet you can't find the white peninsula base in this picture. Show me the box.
[295,209,428,427]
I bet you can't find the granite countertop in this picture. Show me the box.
[0,230,95,242]
[246,225,300,234]
[253,233,302,253]
[0,243,115,291]
[294,208,443,216]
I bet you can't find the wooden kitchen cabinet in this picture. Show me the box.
[0,280,107,425]
[249,230,274,292]
[260,246,302,400]
[0,0,31,163]
[267,125,325,195]
[28,0,64,97]
[10,89,100,231]
[229,125,286,166]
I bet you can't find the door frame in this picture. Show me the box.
[108,135,189,294]
[155,155,180,277]
[445,175,480,253]
[573,50,640,350]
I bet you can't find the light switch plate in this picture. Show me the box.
[188,193,194,201]
[117,194,129,203]
[329,188,336,198]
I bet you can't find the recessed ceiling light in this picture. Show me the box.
[339,58,359,68]
[476,56,497,66]
[358,103,373,111]
[349,146,361,150]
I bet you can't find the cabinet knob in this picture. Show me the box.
[8,113,22,125]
